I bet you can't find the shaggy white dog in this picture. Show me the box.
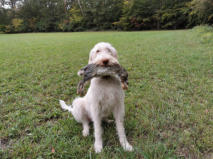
[59,42,133,153]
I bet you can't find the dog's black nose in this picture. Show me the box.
[102,59,109,65]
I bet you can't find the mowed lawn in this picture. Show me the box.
[0,30,212,159]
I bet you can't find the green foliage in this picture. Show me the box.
[0,8,10,25]
[190,0,213,24]
[1,18,24,33]
[0,24,5,32]
[0,0,213,32]
[12,18,23,31]
[115,0,192,30]
[79,0,123,30]
[192,25,213,44]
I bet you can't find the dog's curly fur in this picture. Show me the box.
[60,42,133,153]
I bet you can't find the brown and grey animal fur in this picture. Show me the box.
[77,64,128,95]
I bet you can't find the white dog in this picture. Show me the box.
[60,42,133,153]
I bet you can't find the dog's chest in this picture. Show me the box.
[97,91,121,117]
[89,77,123,117]
[99,98,114,117]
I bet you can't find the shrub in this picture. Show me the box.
[192,25,213,44]
[2,18,25,33]
[12,18,23,32]
[0,25,6,32]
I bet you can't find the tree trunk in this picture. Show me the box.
[77,0,84,16]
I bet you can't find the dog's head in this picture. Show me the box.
[88,42,119,66]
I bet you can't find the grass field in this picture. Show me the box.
[0,29,213,159]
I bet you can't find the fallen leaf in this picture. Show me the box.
[51,148,55,153]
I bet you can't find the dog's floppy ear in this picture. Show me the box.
[107,45,118,59]
[88,49,95,64]
[88,54,93,64]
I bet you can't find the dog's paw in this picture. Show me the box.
[82,129,89,137]
[94,143,103,153]
[123,143,133,152]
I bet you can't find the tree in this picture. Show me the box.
[190,0,213,24]
[0,0,213,33]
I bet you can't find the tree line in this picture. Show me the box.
[0,0,213,33]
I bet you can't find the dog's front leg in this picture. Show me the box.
[113,105,133,151]
[93,115,103,153]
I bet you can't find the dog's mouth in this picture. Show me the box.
[95,57,119,67]
[101,75,111,79]
[97,62,112,67]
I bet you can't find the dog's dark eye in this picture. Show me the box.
[107,48,111,52]
[96,50,100,53]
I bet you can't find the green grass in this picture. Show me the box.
[0,29,213,159]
